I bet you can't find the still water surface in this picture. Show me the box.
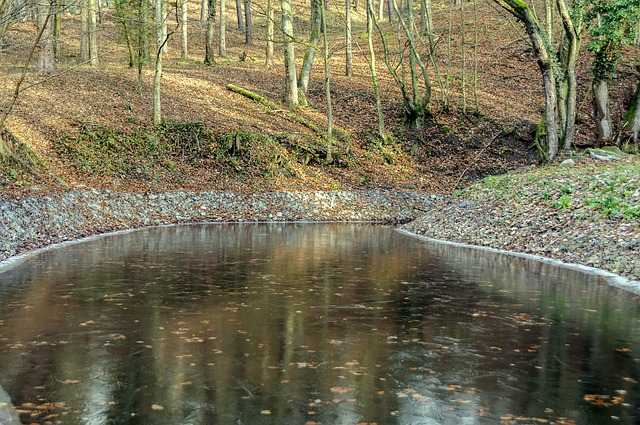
[1,223,639,424]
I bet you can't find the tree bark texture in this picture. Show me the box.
[281,0,298,108]
[181,0,188,59]
[235,0,244,31]
[36,0,56,74]
[243,0,252,44]
[492,0,559,161]
[593,79,612,143]
[219,0,226,55]
[265,0,274,67]
[153,0,164,125]
[204,0,216,63]
[298,0,321,94]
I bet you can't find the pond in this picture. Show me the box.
[0,223,639,424]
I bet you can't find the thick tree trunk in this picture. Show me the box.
[200,0,208,23]
[243,0,252,44]
[235,0,244,31]
[593,79,613,143]
[281,0,298,108]
[298,0,321,94]
[181,0,188,59]
[36,0,55,74]
[204,0,216,63]
[80,0,88,61]
[88,0,98,65]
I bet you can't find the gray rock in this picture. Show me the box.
[560,158,575,167]
[587,147,624,162]
[0,384,21,425]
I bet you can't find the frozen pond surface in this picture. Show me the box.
[1,223,639,424]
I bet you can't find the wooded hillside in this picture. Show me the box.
[0,0,638,194]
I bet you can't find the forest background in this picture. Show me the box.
[0,0,637,194]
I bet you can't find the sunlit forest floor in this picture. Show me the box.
[0,0,637,196]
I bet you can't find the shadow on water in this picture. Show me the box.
[0,223,639,424]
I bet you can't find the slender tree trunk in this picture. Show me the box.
[321,0,333,162]
[556,0,580,150]
[204,0,216,63]
[200,0,208,23]
[243,0,252,44]
[298,0,321,94]
[265,0,274,67]
[153,0,164,125]
[593,79,612,143]
[345,0,352,76]
[181,0,188,59]
[219,0,226,55]
[377,0,383,21]
[460,0,466,114]
[366,0,385,138]
[544,0,553,40]
[281,0,298,108]
[235,0,244,31]
[161,0,168,53]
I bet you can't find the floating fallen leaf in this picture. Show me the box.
[60,380,80,385]
[260,409,271,415]
[151,404,164,411]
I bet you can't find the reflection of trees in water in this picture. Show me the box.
[0,224,639,423]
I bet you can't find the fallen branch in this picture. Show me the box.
[226,83,322,135]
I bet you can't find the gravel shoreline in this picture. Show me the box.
[1,188,638,288]
[0,189,438,262]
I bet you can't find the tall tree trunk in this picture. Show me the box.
[219,0,226,55]
[80,0,88,61]
[593,79,612,143]
[204,0,216,63]
[36,0,55,73]
[88,0,98,65]
[243,0,252,44]
[345,0,352,76]
[161,0,168,53]
[492,0,559,161]
[366,0,385,138]
[298,0,321,94]
[321,0,333,162]
[153,0,164,125]
[281,0,298,108]
[200,0,208,23]
[181,0,188,59]
[556,0,580,150]
[265,0,274,67]
[235,0,243,31]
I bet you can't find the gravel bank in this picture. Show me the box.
[0,189,438,262]
[1,182,637,287]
